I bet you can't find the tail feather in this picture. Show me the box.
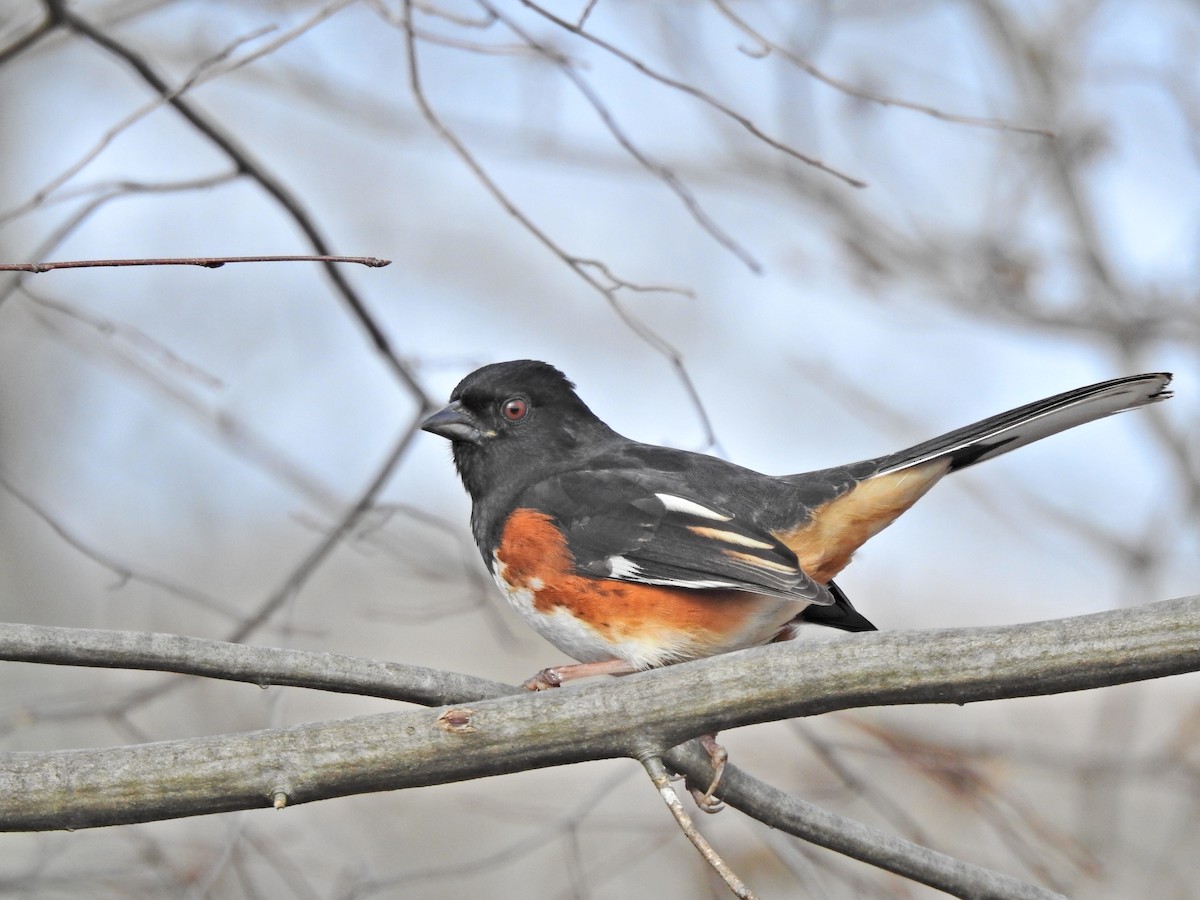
[785,373,1170,633]
[874,373,1172,477]
[797,581,877,632]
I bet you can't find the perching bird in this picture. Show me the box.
[422,361,1171,805]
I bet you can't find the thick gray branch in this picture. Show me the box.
[2,596,1196,835]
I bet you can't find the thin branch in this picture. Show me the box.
[0,24,275,232]
[710,0,1054,137]
[411,0,497,29]
[0,10,56,66]
[519,0,869,186]
[225,416,427,643]
[640,754,757,899]
[0,255,391,272]
[483,0,765,272]
[171,0,358,86]
[576,0,600,29]
[21,288,225,388]
[0,622,514,707]
[398,0,722,448]
[351,769,633,896]
[17,285,346,513]
[789,720,934,846]
[42,0,431,404]
[664,743,1065,900]
[0,472,244,622]
[0,173,243,306]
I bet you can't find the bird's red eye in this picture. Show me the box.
[501,397,528,421]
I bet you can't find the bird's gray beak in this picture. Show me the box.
[421,401,485,444]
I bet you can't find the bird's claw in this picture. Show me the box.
[690,733,728,812]
[522,668,563,691]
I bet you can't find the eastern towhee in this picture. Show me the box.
[421,361,1171,805]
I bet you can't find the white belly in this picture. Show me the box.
[493,572,620,663]
[491,565,806,670]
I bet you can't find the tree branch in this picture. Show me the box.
[0,255,391,272]
[1,595,1196,833]
[665,742,1065,900]
[396,0,724,449]
[518,0,871,185]
[0,622,514,708]
[641,754,758,899]
[41,0,431,404]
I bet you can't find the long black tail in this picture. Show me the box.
[873,373,1172,477]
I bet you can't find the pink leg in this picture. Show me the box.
[688,733,728,813]
[523,658,638,691]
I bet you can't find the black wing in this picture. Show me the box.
[517,469,833,606]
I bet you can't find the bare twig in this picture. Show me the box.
[0,176,244,305]
[398,0,722,448]
[21,288,224,388]
[0,472,244,622]
[576,0,601,29]
[42,0,430,403]
[640,754,757,899]
[412,0,497,29]
[1,255,391,273]
[519,0,869,186]
[710,0,1054,137]
[352,769,633,896]
[226,417,426,643]
[484,1,765,272]
[0,10,56,66]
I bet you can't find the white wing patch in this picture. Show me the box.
[654,493,731,521]
[640,577,743,589]
[606,554,736,589]
[606,555,642,579]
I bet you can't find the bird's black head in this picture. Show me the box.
[421,360,615,503]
